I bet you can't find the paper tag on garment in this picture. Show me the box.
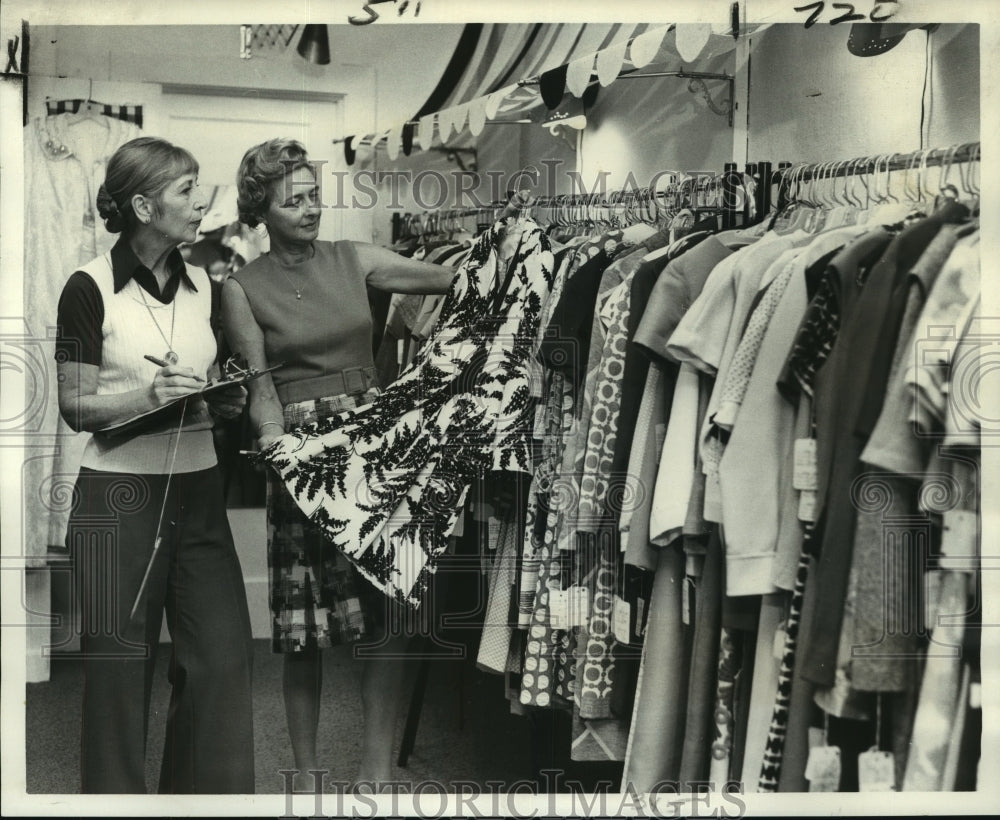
[568,585,591,627]
[773,622,788,661]
[548,589,568,630]
[858,748,896,792]
[793,438,819,491]
[636,596,647,637]
[941,509,978,570]
[805,745,841,792]
[614,596,632,644]
[798,489,817,523]
[533,403,548,437]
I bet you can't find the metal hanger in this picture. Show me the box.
[65,78,109,128]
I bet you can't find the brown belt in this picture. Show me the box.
[276,367,378,405]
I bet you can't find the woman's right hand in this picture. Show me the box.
[257,431,284,451]
[149,366,205,407]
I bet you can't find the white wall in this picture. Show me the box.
[745,23,980,164]
[579,48,737,189]
[28,24,463,136]
[27,23,469,244]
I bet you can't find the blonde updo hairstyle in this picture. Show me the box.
[236,138,314,228]
[97,137,199,234]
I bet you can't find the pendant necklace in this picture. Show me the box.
[276,243,315,300]
[138,283,178,364]
[281,270,303,300]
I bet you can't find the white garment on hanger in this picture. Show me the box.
[23,112,143,558]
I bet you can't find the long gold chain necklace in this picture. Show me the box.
[137,280,178,364]
[107,251,179,363]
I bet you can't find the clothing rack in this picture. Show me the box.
[393,164,750,241]
[764,142,980,214]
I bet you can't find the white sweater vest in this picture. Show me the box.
[78,252,217,474]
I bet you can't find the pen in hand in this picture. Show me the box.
[144,354,205,382]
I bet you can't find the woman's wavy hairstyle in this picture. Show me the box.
[97,137,199,234]
[236,138,314,228]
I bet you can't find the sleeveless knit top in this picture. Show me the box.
[229,240,375,405]
[76,252,216,474]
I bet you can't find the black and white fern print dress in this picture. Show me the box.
[263,218,555,606]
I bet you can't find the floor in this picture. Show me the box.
[26,637,536,795]
[27,544,625,795]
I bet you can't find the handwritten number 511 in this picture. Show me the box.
[794,1,899,29]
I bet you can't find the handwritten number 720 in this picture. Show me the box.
[794,1,899,28]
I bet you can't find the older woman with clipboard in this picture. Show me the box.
[55,136,255,794]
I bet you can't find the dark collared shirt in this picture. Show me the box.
[56,236,199,366]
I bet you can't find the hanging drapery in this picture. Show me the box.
[337,21,766,156]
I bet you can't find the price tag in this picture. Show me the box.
[614,596,632,644]
[941,509,978,569]
[798,489,817,523]
[858,748,896,792]
[805,745,841,792]
[773,622,788,661]
[533,403,548,436]
[682,577,692,626]
[548,589,568,630]
[568,585,591,627]
[793,438,818,491]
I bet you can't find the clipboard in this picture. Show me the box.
[97,362,284,438]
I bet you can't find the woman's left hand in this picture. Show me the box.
[205,385,248,419]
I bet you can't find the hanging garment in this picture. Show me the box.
[476,493,522,673]
[834,224,969,696]
[23,112,142,561]
[621,365,667,570]
[576,272,635,529]
[263,217,555,606]
[46,99,144,127]
[716,226,868,596]
[570,531,630,761]
[621,543,688,793]
[902,297,982,791]
[517,242,596,628]
[606,234,674,505]
[803,203,968,688]
[678,527,725,781]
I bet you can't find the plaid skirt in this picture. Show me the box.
[268,387,385,653]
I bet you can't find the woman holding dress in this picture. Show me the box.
[222,138,451,788]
